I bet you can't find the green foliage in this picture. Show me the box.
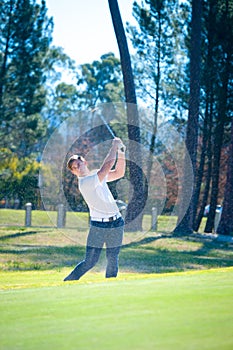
[0,148,40,207]
[198,0,233,233]
[76,52,124,107]
[0,0,53,156]
[45,82,80,127]
[127,0,189,124]
[0,0,231,233]
[42,52,124,127]
[201,0,233,123]
[42,46,78,127]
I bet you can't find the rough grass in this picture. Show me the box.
[0,208,208,232]
[0,209,89,229]
[0,209,232,275]
[0,226,232,274]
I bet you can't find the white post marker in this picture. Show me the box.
[214,210,222,233]
[25,203,32,227]
[57,203,66,228]
[151,207,157,231]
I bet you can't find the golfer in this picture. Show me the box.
[64,138,126,281]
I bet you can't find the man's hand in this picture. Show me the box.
[106,138,126,182]
[112,138,126,153]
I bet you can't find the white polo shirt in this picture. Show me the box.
[78,172,120,219]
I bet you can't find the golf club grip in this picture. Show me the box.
[118,143,126,153]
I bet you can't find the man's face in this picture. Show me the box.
[70,156,87,176]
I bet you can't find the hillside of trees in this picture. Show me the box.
[0,0,232,234]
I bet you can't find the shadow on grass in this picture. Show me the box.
[122,235,167,248]
[0,234,233,273]
[0,231,38,241]
[120,247,233,273]
[120,235,233,273]
[0,245,86,271]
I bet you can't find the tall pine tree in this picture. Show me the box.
[0,0,53,156]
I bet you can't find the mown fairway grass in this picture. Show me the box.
[0,268,233,350]
[0,210,233,349]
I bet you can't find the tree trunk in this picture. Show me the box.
[204,116,224,232]
[192,111,208,227]
[193,101,213,231]
[193,0,215,230]
[204,58,231,232]
[217,118,233,235]
[0,0,14,120]
[146,7,161,188]
[108,0,145,231]
[204,0,232,233]
[173,0,202,235]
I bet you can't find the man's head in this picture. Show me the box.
[67,155,88,177]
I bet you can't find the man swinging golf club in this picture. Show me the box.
[64,137,126,281]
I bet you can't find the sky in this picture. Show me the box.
[45,0,135,66]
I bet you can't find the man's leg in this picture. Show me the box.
[64,223,104,281]
[105,217,124,278]
[64,246,102,281]
[105,246,121,278]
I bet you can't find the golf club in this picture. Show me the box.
[91,107,126,152]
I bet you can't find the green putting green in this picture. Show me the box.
[0,268,233,350]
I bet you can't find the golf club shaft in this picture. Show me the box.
[98,114,116,138]
[92,107,125,152]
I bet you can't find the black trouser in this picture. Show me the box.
[64,217,124,281]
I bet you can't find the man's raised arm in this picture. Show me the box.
[97,138,125,183]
